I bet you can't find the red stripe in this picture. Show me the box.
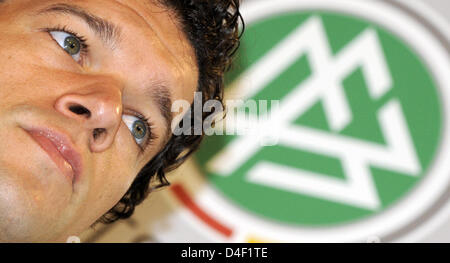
[171,184,233,238]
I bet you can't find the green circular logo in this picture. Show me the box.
[196,11,442,226]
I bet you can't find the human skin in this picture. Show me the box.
[0,0,198,242]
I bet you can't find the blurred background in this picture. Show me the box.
[81,0,450,243]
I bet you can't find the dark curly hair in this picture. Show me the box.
[98,0,243,223]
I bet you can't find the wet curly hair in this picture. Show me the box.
[98,0,243,223]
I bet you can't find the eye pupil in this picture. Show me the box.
[132,120,147,139]
[64,36,81,55]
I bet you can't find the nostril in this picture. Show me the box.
[89,128,108,152]
[93,128,106,140]
[69,104,91,118]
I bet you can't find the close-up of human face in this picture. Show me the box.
[0,0,198,242]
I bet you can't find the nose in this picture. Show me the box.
[54,86,122,153]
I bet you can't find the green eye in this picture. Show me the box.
[132,120,147,140]
[49,30,84,62]
[63,35,81,56]
[122,115,150,147]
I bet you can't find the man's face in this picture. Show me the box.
[0,0,198,242]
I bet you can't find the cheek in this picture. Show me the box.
[0,33,79,107]
[81,126,140,221]
[0,173,67,241]
[0,142,73,241]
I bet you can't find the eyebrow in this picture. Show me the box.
[149,82,174,143]
[36,3,122,49]
[36,3,174,142]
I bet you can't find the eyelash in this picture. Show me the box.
[44,25,156,153]
[127,110,158,153]
[43,25,89,64]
